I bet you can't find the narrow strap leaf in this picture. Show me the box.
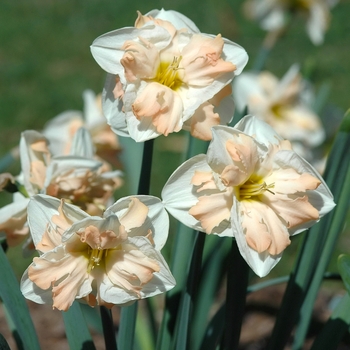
[172,232,206,350]
[0,245,40,350]
[310,293,350,350]
[220,240,249,350]
[118,139,154,350]
[268,109,350,350]
[62,302,96,350]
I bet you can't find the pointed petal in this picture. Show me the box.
[140,9,200,33]
[162,155,212,232]
[106,195,169,250]
[188,102,220,141]
[118,197,149,231]
[189,189,233,234]
[91,25,172,74]
[231,197,284,277]
[233,115,284,146]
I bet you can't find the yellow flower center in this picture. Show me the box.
[238,180,275,200]
[87,247,106,273]
[271,103,285,119]
[155,56,183,90]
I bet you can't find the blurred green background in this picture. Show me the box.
[0,0,349,155]
[0,0,349,277]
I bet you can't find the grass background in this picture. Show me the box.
[0,0,349,278]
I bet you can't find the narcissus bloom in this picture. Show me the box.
[21,194,174,310]
[0,128,122,247]
[43,89,121,166]
[91,9,248,142]
[162,116,335,277]
[20,129,122,215]
[233,65,325,151]
[243,0,337,45]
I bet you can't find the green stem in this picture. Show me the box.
[100,307,117,350]
[157,135,208,350]
[220,240,249,350]
[173,232,206,350]
[117,139,154,350]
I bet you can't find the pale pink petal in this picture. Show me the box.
[77,224,127,250]
[262,193,320,229]
[182,34,236,86]
[106,195,169,250]
[189,189,233,234]
[191,171,218,192]
[119,197,149,232]
[189,102,220,141]
[106,242,160,297]
[121,38,160,82]
[240,200,291,255]
[28,251,91,311]
[222,134,259,186]
[209,84,233,106]
[132,82,183,136]
[266,168,321,194]
[135,11,177,38]
[98,236,175,304]
[112,75,125,99]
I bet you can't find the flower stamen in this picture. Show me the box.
[87,247,105,273]
[155,56,183,90]
[238,181,275,200]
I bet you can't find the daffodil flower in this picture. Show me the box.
[233,65,325,152]
[0,128,122,247]
[21,194,174,310]
[43,90,121,165]
[243,0,337,45]
[162,115,335,277]
[91,9,248,142]
[20,129,122,215]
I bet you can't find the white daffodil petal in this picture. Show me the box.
[231,197,283,277]
[91,25,172,74]
[143,9,200,33]
[234,115,283,146]
[107,195,169,250]
[162,154,211,231]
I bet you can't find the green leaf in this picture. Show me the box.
[172,232,206,350]
[268,109,350,350]
[338,254,350,295]
[62,302,96,350]
[118,304,137,350]
[310,293,350,350]
[0,245,40,350]
[0,333,11,350]
[191,236,230,350]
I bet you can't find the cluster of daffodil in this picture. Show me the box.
[0,6,346,350]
